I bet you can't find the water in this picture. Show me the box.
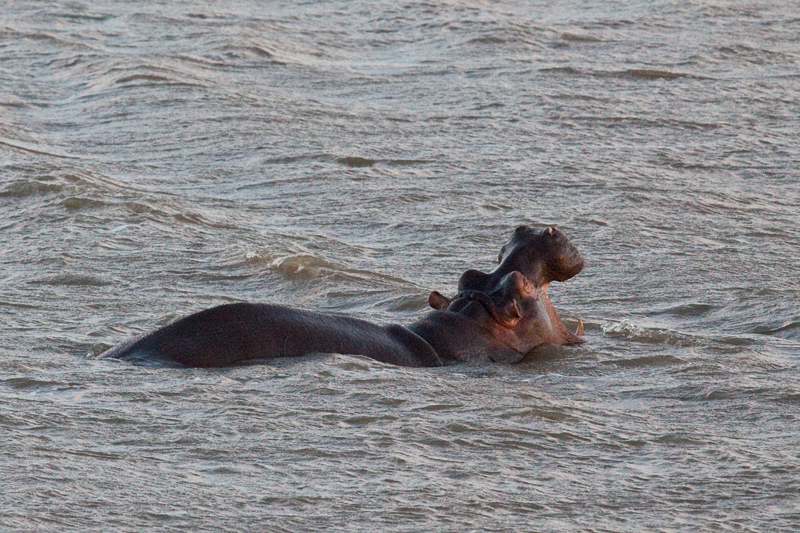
[2,0,799,530]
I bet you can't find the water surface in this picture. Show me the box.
[2,1,799,531]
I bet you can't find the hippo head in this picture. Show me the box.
[424,226,584,360]
[499,225,584,284]
[459,226,584,293]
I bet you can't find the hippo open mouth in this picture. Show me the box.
[425,226,585,358]
[430,269,583,343]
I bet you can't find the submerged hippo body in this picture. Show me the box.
[101,226,584,368]
[101,303,443,368]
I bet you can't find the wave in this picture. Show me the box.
[625,69,687,81]
[238,250,419,293]
[602,319,704,346]
[545,113,722,131]
[1,377,81,392]
[0,176,66,198]
[2,171,243,233]
[599,319,766,353]
[337,156,375,168]
[599,318,800,373]
[606,354,685,368]
[29,274,113,287]
[560,32,602,43]
[0,137,82,160]
[0,171,149,199]
[753,320,800,340]
[540,65,709,82]
[78,62,208,95]
[253,153,434,170]
[267,254,344,281]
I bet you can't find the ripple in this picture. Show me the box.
[601,320,704,347]
[29,274,112,287]
[605,354,685,368]
[336,156,375,168]
[753,320,800,340]
[0,138,82,160]
[647,303,717,318]
[0,177,66,197]
[560,32,602,42]
[625,69,688,81]
[268,254,340,280]
[2,0,799,531]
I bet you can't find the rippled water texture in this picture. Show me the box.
[2,1,799,531]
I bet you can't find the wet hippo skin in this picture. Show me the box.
[101,226,584,367]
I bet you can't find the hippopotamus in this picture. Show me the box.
[100,226,584,368]
[447,224,585,348]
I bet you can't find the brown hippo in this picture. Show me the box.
[444,225,586,350]
[100,226,584,367]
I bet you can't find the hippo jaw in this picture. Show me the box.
[497,225,584,287]
[482,271,584,350]
[430,270,584,358]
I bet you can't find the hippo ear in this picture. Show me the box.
[428,291,452,310]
